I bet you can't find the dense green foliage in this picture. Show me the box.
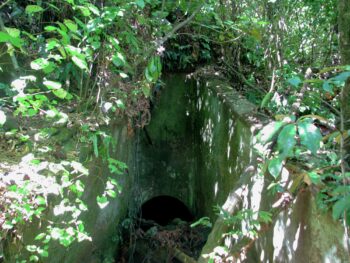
[0,0,350,261]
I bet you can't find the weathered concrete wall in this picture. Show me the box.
[193,79,255,221]
[195,77,350,263]
[2,120,134,263]
[137,74,197,211]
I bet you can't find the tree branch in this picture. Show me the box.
[0,0,13,10]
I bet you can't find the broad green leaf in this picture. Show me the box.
[298,120,322,154]
[25,5,44,14]
[64,19,78,32]
[92,134,98,157]
[97,196,109,209]
[277,124,297,157]
[322,81,333,93]
[0,32,23,48]
[332,71,350,86]
[43,80,62,90]
[120,72,128,78]
[142,85,151,97]
[5,27,20,38]
[287,76,302,87]
[53,89,68,99]
[308,172,321,185]
[257,121,284,144]
[2,221,13,229]
[45,26,58,32]
[72,56,88,70]
[31,58,52,71]
[46,39,59,51]
[268,157,283,178]
[0,110,6,126]
[332,195,350,220]
[35,233,46,240]
[26,245,37,252]
[87,4,100,15]
[29,255,39,262]
[135,0,145,8]
[260,92,273,108]
[106,189,117,198]
[112,53,126,67]
[0,32,10,43]
[38,249,49,257]
[78,6,91,16]
[35,196,46,206]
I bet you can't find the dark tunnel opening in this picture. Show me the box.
[139,195,194,227]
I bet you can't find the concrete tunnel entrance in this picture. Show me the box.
[139,195,194,227]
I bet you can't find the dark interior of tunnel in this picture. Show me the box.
[139,195,194,227]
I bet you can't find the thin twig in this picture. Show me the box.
[0,0,13,10]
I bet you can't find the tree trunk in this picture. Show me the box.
[338,0,350,130]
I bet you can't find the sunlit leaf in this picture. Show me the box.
[25,5,44,14]
[333,195,350,220]
[64,19,78,32]
[43,80,62,90]
[97,196,109,209]
[277,124,296,157]
[298,120,322,154]
[53,88,68,99]
[72,56,88,70]
[268,157,283,178]
[35,233,46,240]
[308,172,321,185]
[135,0,145,9]
[287,76,302,87]
[256,121,284,144]
[260,92,273,108]
[29,255,39,262]
[106,189,117,198]
[0,110,6,126]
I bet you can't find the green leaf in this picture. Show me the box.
[332,195,350,220]
[0,32,23,48]
[26,245,37,252]
[43,80,62,90]
[119,72,128,78]
[52,88,68,99]
[112,53,125,67]
[2,221,14,229]
[308,172,321,185]
[78,6,91,16]
[298,120,322,154]
[257,121,284,144]
[322,81,333,93]
[0,32,10,43]
[5,27,20,38]
[0,110,6,126]
[92,134,98,157]
[35,233,46,240]
[64,19,78,32]
[106,190,117,198]
[287,76,302,87]
[277,124,297,158]
[45,26,58,32]
[72,56,88,70]
[31,58,50,70]
[260,92,273,109]
[135,0,145,8]
[268,157,283,178]
[38,249,49,258]
[87,4,100,15]
[97,196,109,208]
[25,5,44,14]
[29,255,39,262]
